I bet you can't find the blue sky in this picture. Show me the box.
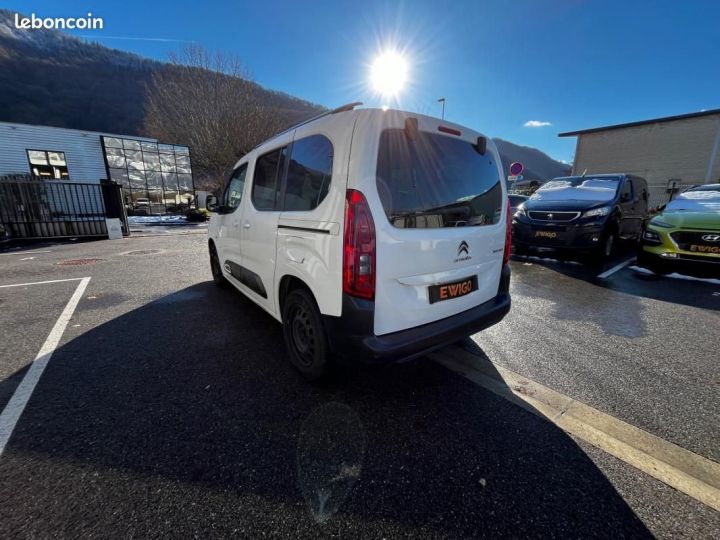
[7,0,719,162]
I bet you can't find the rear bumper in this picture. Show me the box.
[323,265,511,364]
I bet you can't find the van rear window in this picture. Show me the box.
[376,129,502,228]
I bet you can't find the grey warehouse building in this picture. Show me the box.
[559,109,720,207]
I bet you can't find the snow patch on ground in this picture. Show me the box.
[128,216,189,224]
[630,265,720,285]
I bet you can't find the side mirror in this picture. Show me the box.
[620,192,632,202]
[206,195,220,212]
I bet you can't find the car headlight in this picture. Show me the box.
[514,204,526,217]
[583,206,611,218]
[650,218,673,228]
[642,230,662,243]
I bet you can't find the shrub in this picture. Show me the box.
[185,208,210,222]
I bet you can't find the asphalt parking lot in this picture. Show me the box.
[0,233,718,538]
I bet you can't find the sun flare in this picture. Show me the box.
[370,50,408,98]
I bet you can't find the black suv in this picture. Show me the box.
[512,174,649,259]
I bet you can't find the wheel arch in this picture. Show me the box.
[278,275,316,320]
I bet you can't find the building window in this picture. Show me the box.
[101,136,194,216]
[27,150,69,179]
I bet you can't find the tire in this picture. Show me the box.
[594,227,617,262]
[282,288,330,381]
[209,243,230,288]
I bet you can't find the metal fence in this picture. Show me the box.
[0,179,114,239]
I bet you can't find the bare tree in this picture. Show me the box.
[143,45,296,192]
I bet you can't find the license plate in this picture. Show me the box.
[689,244,720,254]
[428,276,478,304]
[535,230,558,239]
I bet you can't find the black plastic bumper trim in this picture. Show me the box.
[323,265,511,364]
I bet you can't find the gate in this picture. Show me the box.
[0,178,127,240]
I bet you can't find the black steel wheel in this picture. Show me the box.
[209,243,230,288]
[282,288,330,380]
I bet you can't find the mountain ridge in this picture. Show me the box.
[0,8,570,181]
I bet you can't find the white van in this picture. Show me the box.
[207,103,511,379]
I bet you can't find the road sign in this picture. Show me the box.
[509,162,523,176]
[508,175,523,182]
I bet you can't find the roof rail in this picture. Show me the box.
[256,102,363,149]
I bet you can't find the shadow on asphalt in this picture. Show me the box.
[0,282,652,537]
[509,257,650,338]
[512,243,719,312]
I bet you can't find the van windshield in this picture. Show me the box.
[376,129,502,228]
[531,177,620,202]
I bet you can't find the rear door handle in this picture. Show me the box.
[243,221,251,229]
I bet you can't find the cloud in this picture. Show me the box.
[524,120,552,128]
[78,35,195,43]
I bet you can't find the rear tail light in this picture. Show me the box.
[343,189,376,299]
[503,198,512,266]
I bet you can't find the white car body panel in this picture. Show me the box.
[347,110,506,335]
[209,107,506,337]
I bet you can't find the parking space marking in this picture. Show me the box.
[0,277,90,457]
[0,250,53,256]
[0,277,85,289]
[597,257,635,279]
[432,346,720,512]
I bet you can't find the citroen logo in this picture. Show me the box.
[702,234,720,242]
[458,241,470,256]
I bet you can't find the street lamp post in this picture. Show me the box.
[437,97,446,120]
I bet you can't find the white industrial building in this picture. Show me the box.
[0,121,153,182]
[0,121,194,239]
[559,109,720,206]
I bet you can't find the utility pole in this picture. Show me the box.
[437,97,446,120]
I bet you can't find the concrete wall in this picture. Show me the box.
[571,113,720,206]
[0,122,156,183]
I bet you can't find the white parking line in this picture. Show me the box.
[597,257,635,279]
[432,346,720,512]
[0,277,90,457]
[0,277,85,289]
[0,250,53,256]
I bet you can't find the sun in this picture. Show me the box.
[370,50,408,98]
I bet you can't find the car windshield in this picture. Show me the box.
[666,187,720,212]
[531,177,620,202]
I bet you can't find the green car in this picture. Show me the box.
[638,184,720,277]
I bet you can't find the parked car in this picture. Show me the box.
[637,184,720,276]
[512,174,649,259]
[508,194,528,215]
[134,198,150,208]
[206,104,512,379]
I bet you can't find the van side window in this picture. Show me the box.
[284,135,333,211]
[224,164,248,210]
[621,179,633,200]
[252,147,287,211]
